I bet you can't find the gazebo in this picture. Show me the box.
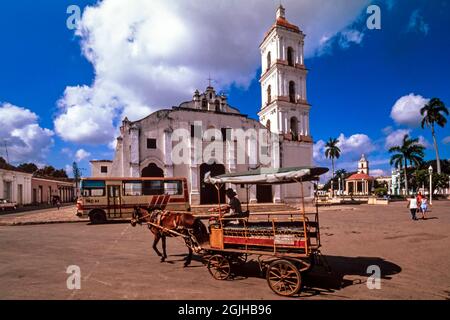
[345,173,374,195]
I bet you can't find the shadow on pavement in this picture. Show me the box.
[212,255,402,298]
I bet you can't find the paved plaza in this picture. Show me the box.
[0,201,449,299]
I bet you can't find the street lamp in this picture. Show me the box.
[428,165,433,205]
[338,177,341,196]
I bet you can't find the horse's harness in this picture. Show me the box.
[134,208,202,252]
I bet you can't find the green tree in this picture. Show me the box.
[389,134,425,195]
[325,138,341,196]
[72,162,81,196]
[420,98,448,174]
[17,162,38,173]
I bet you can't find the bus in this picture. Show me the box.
[76,177,190,223]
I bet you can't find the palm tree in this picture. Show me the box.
[420,98,448,174]
[325,137,341,196]
[389,134,425,195]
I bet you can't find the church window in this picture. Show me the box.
[287,47,294,66]
[100,166,108,173]
[289,81,296,103]
[214,100,220,112]
[201,98,207,110]
[147,138,157,149]
[290,117,298,140]
[266,119,271,131]
[267,51,271,70]
[267,85,271,104]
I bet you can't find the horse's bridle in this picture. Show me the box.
[131,207,151,226]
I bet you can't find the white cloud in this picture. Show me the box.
[384,128,430,149]
[407,9,429,35]
[443,136,450,145]
[75,148,91,161]
[390,93,429,127]
[65,164,73,177]
[314,133,374,163]
[313,139,326,162]
[0,102,54,163]
[54,0,370,144]
[338,29,364,49]
[371,168,386,177]
[337,133,375,155]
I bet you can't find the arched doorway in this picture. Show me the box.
[141,163,164,177]
[200,162,225,204]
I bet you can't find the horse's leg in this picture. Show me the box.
[152,233,164,261]
[184,246,193,267]
[161,235,168,259]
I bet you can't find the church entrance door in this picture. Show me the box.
[200,162,225,205]
[141,163,164,177]
[256,184,273,203]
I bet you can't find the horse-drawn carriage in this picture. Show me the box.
[131,166,329,297]
[201,166,329,296]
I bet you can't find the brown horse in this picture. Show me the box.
[131,206,208,267]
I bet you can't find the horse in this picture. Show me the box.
[131,206,209,267]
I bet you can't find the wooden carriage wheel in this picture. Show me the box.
[266,259,301,296]
[207,254,231,280]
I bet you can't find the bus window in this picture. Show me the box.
[142,180,164,195]
[81,180,105,197]
[164,181,182,195]
[123,181,142,196]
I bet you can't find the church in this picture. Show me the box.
[91,6,314,205]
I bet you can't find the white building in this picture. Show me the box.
[91,6,315,205]
[0,168,32,205]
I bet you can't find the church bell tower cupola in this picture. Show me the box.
[258,6,311,141]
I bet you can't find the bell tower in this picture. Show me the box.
[258,5,310,140]
[358,154,369,175]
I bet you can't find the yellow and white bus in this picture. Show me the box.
[76,177,190,223]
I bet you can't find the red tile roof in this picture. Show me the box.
[346,173,374,181]
[262,17,300,44]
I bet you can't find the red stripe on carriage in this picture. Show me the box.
[223,236,306,248]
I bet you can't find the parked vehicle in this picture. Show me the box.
[0,199,17,211]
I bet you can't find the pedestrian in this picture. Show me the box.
[407,194,418,220]
[420,196,429,220]
[416,192,423,219]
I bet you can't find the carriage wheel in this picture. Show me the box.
[266,260,301,296]
[207,255,231,280]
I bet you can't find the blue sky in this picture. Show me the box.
[0,0,449,178]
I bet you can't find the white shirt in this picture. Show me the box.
[409,198,418,209]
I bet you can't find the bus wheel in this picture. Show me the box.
[89,210,106,224]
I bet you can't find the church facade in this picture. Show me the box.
[91,6,314,205]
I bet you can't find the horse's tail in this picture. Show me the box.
[192,218,209,244]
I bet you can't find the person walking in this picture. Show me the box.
[407,194,419,220]
[420,196,429,220]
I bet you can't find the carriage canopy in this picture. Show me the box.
[203,166,328,185]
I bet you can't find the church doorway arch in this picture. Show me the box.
[141,163,164,177]
[200,162,225,204]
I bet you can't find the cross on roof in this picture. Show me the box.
[207,74,215,87]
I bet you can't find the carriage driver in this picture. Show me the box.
[222,188,249,221]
